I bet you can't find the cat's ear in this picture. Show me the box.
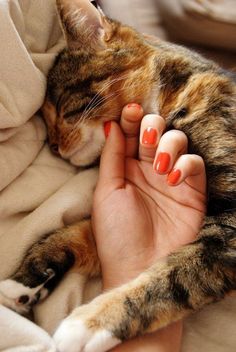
[56,0,113,51]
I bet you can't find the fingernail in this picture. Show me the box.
[154,152,170,173]
[127,103,141,109]
[167,169,181,185]
[104,121,111,139]
[142,127,158,145]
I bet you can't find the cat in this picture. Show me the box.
[0,0,235,351]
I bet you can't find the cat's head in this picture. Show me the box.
[42,0,155,166]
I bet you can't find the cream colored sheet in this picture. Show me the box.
[0,0,98,350]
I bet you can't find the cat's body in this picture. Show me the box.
[0,0,235,351]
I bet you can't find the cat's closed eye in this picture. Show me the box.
[62,93,104,122]
[63,103,89,120]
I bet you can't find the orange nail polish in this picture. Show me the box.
[154,152,170,173]
[127,103,141,109]
[104,121,111,138]
[167,169,181,185]
[142,127,158,145]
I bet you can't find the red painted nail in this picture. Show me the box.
[127,103,141,109]
[154,152,170,173]
[167,169,181,185]
[142,127,158,145]
[104,121,111,139]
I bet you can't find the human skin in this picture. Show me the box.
[92,104,206,351]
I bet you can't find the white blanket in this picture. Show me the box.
[0,1,235,351]
[0,0,100,350]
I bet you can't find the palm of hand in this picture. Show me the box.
[94,156,206,286]
[129,158,206,256]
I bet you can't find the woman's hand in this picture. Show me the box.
[92,103,206,352]
[92,104,206,289]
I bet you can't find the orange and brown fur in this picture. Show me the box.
[1,0,236,350]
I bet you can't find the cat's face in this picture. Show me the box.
[42,0,155,166]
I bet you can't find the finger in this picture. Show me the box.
[139,114,166,163]
[153,130,188,174]
[97,122,125,192]
[167,154,206,193]
[120,103,144,157]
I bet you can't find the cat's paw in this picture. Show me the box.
[0,269,54,314]
[54,317,120,352]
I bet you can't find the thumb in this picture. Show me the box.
[97,121,126,193]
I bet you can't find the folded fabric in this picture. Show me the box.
[0,0,98,349]
[157,0,236,51]
[0,305,56,352]
[99,0,168,38]
[182,0,236,24]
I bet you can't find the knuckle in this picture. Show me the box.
[181,154,205,168]
[189,154,204,164]
[173,130,188,143]
[162,129,188,145]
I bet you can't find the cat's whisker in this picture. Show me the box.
[85,75,142,120]
[83,71,133,111]
[77,79,133,126]
[78,91,118,126]
[80,94,120,125]
[78,79,142,127]
[79,72,132,123]
[88,79,141,114]
[83,74,129,115]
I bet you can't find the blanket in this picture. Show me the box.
[0,1,235,351]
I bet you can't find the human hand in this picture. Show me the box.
[91,103,206,351]
[92,104,206,289]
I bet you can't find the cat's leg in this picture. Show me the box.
[53,218,236,352]
[0,219,100,314]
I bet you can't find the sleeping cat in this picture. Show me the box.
[0,0,235,351]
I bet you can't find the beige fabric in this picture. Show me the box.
[158,0,236,52]
[100,0,168,38]
[182,0,236,24]
[0,1,99,350]
[0,305,56,352]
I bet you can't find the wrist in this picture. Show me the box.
[101,252,157,291]
[102,265,145,291]
[102,269,138,291]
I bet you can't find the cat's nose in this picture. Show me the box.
[50,143,59,155]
